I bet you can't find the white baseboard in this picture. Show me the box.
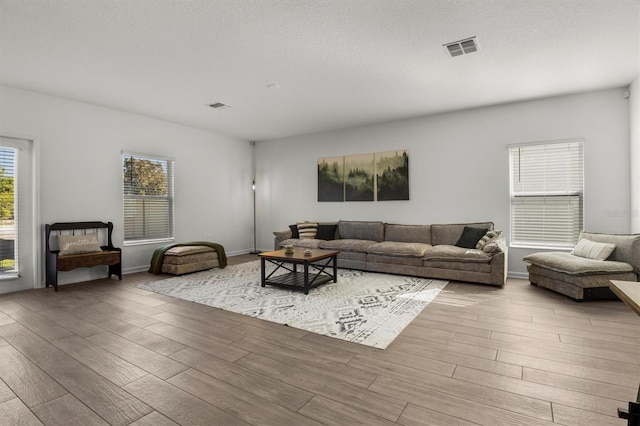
[508,271,529,280]
[123,265,149,275]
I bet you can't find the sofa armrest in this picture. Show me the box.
[488,250,507,286]
[273,229,292,242]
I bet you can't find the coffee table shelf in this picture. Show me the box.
[259,248,339,294]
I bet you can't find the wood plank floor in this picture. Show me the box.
[0,253,637,425]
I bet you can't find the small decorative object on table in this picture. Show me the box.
[284,245,294,255]
[304,248,312,256]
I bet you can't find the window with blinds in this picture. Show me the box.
[122,152,174,244]
[0,147,18,276]
[509,140,584,249]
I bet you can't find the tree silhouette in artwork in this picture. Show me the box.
[377,151,409,201]
[318,160,344,201]
[345,167,374,201]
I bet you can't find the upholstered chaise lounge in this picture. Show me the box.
[523,232,640,301]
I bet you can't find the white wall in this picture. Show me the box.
[630,76,640,232]
[0,85,253,287]
[256,88,632,277]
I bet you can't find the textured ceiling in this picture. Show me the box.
[1,0,638,141]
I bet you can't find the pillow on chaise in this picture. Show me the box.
[571,238,616,261]
[455,227,488,249]
[288,224,300,239]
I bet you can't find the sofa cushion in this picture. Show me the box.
[288,224,299,239]
[366,241,432,257]
[431,222,494,246]
[578,232,640,272]
[571,238,616,261]
[523,252,634,275]
[319,239,377,252]
[423,245,492,263]
[279,238,323,249]
[424,260,492,274]
[455,227,489,249]
[338,220,384,242]
[367,253,424,267]
[384,224,431,244]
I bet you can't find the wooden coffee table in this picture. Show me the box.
[259,248,339,294]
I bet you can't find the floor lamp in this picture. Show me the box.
[250,178,260,254]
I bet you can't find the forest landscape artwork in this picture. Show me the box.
[376,150,409,201]
[345,153,375,201]
[317,150,409,202]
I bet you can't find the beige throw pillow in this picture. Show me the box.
[297,222,318,239]
[476,230,502,250]
[571,238,615,261]
[57,233,102,255]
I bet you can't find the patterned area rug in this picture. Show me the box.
[136,261,448,349]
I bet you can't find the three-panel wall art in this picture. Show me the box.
[317,149,409,202]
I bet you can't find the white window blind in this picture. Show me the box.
[509,140,584,248]
[0,147,18,276]
[122,152,174,244]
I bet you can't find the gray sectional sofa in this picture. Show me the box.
[273,220,507,286]
[523,231,640,301]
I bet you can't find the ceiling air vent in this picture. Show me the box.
[209,102,231,110]
[444,37,479,57]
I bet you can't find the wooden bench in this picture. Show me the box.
[45,221,122,291]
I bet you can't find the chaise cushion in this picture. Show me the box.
[366,241,431,257]
[523,252,634,275]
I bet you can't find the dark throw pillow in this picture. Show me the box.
[289,224,299,239]
[455,227,488,249]
[316,224,338,240]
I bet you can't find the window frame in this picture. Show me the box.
[122,151,175,246]
[509,139,585,250]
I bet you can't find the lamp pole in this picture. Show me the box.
[250,179,259,254]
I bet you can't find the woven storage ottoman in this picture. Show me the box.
[161,246,219,275]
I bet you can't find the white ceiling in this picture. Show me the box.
[1,0,639,141]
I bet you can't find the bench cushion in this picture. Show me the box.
[523,252,634,275]
[164,246,215,256]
